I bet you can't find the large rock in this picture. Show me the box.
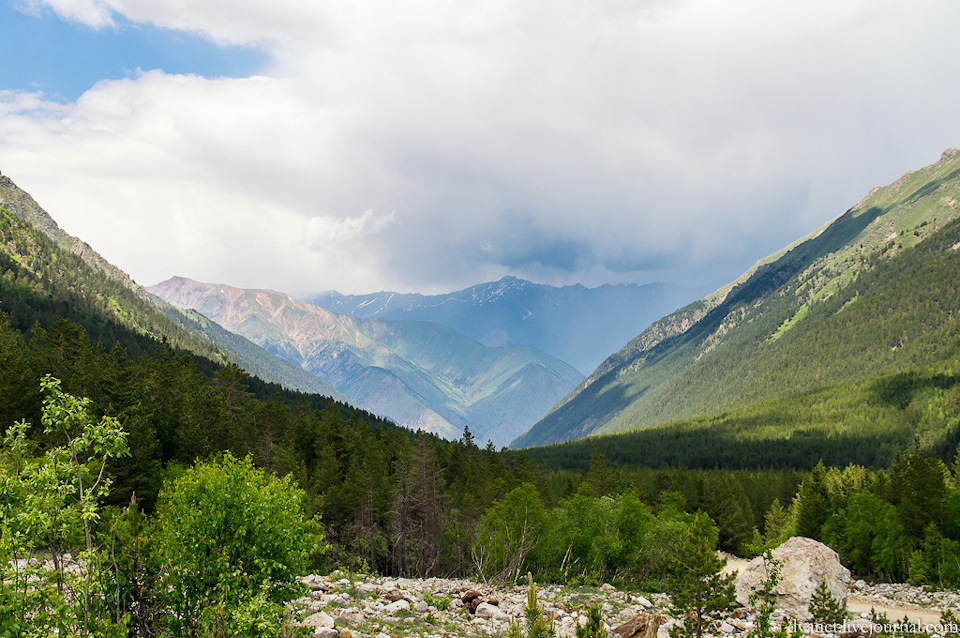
[735,537,850,620]
[612,613,665,638]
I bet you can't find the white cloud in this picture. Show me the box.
[19,0,117,28]
[304,210,396,251]
[4,0,960,296]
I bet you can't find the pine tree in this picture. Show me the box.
[510,573,555,638]
[667,513,736,638]
[808,580,845,627]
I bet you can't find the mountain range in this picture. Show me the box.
[149,277,583,446]
[307,278,693,374]
[0,173,342,400]
[6,147,960,457]
[515,148,960,447]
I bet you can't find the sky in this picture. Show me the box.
[2,0,960,298]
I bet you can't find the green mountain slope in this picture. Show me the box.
[0,174,340,398]
[150,276,584,445]
[523,362,960,471]
[516,148,960,447]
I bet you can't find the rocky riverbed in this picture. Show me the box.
[289,568,960,638]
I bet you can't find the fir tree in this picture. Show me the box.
[808,580,846,627]
[667,513,736,638]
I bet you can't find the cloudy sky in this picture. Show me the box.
[2,0,959,297]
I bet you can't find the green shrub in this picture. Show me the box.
[0,375,129,637]
[156,452,324,637]
[509,572,555,638]
[667,513,735,638]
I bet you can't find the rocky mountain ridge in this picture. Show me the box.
[0,173,343,398]
[308,276,693,375]
[150,276,583,445]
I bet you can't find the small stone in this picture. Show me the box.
[303,611,335,629]
[617,607,639,621]
[314,629,338,638]
[557,617,578,638]
[657,620,677,638]
[385,599,411,614]
[602,583,616,592]
[415,601,429,613]
[719,621,736,634]
[476,602,512,621]
[635,596,654,609]
[337,611,364,627]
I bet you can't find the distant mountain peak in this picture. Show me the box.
[151,276,583,446]
[306,276,694,374]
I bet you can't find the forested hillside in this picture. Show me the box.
[0,176,342,397]
[519,148,960,447]
[3,160,960,636]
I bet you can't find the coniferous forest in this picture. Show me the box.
[2,303,960,635]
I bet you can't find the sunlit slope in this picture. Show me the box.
[0,174,341,398]
[516,148,960,447]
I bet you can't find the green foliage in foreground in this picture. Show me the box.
[157,453,324,636]
[508,573,555,638]
[0,375,129,637]
[808,580,846,626]
[0,378,319,637]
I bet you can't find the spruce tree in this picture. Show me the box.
[808,580,846,627]
[667,513,736,638]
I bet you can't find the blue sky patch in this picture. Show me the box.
[0,3,268,101]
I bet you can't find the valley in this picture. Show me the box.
[3,151,960,636]
[148,276,583,446]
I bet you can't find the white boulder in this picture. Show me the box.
[735,537,850,621]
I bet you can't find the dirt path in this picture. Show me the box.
[846,594,944,626]
[721,555,946,626]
